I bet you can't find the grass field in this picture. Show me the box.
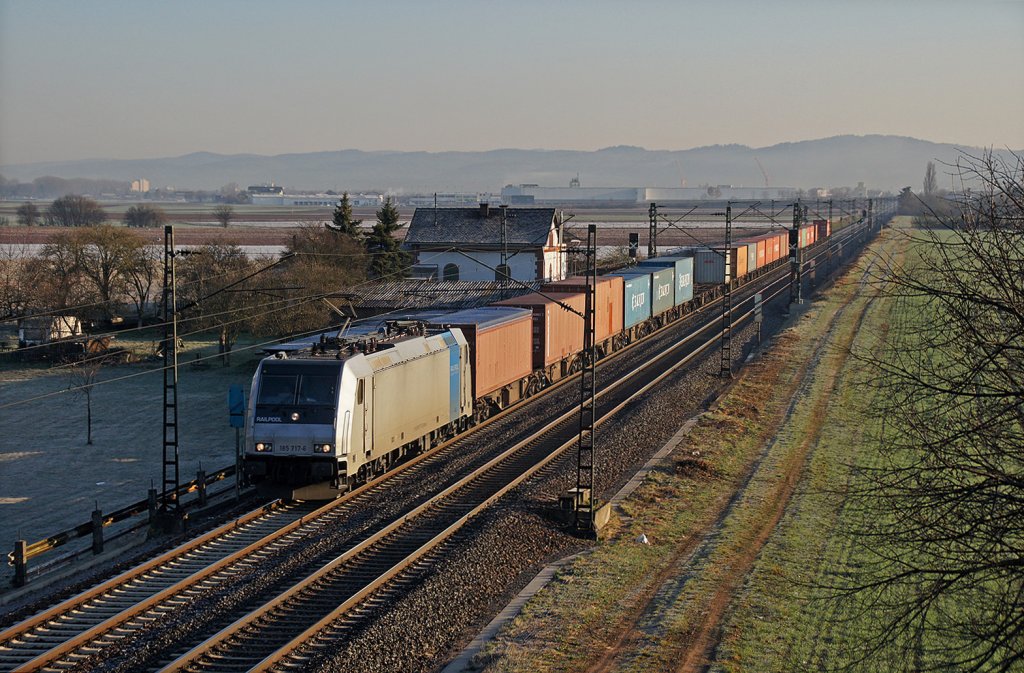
[472,220,917,672]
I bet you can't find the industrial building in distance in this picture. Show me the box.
[240,180,801,210]
[500,183,800,205]
[246,184,384,207]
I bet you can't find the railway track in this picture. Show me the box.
[0,500,316,671]
[157,273,796,672]
[0,220,870,673]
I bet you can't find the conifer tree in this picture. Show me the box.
[327,192,362,239]
[366,196,410,279]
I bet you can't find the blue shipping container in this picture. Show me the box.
[442,331,462,423]
[649,267,675,316]
[638,256,694,305]
[608,271,652,328]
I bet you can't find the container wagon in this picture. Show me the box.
[494,291,587,382]
[694,245,748,284]
[540,275,625,357]
[744,241,758,274]
[607,271,653,343]
[637,255,694,306]
[428,306,534,420]
[648,267,675,317]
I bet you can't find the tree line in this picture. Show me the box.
[0,175,131,200]
[2,193,412,361]
[0,174,254,203]
[10,196,237,229]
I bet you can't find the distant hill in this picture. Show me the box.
[1,136,1016,193]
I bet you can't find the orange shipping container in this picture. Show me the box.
[756,238,767,268]
[734,244,749,279]
[540,275,624,344]
[429,307,534,399]
[494,292,586,369]
[814,218,831,241]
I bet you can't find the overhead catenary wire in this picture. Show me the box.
[0,247,467,406]
[0,241,434,328]
[11,234,532,406]
[4,243,459,359]
[17,245,457,366]
[0,298,433,412]
[2,204,851,409]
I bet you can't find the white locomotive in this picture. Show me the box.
[244,322,471,498]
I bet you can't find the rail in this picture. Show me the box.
[6,465,239,587]
[0,215,887,671]
[5,209,888,591]
[163,267,796,672]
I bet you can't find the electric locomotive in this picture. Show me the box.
[244,321,471,499]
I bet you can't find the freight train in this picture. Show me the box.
[244,215,851,497]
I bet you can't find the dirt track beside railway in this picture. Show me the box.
[471,228,897,673]
[672,279,880,673]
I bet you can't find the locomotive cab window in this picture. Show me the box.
[298,375,336,405]
[257,365,341,406]
[257,375,297,405]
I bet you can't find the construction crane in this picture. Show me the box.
[754,157,769,187]
[675,160,687,187]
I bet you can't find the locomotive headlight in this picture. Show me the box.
[290,412,300,421]
[315,443,333,453]
[255,442,272,452]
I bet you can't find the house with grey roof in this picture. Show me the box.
[403,204,566,283]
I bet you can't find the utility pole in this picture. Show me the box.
[155,243,288,525]
[500,204,509,297]
[575,223,598,534]
[720,203,733,377]
[827,199,834,271]
[789,201,803,307]
[648,202,657,259]
[161,225,182,523]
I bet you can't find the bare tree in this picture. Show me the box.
[16,202,40,226]
[845,150,1024,671]
[46,195,107,227]
[248,222,367,336]
[34,226,146,320]
[34,230,91,312]
[177,243,257,365]
[67,358,103,445]
[213,205,234,228]
[122,245,160,327]
[923,160,938,197]
[123,204,167,228]
[0,243,32,319]
[76,226,146,320]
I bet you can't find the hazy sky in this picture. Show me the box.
[1,0,1022,166]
